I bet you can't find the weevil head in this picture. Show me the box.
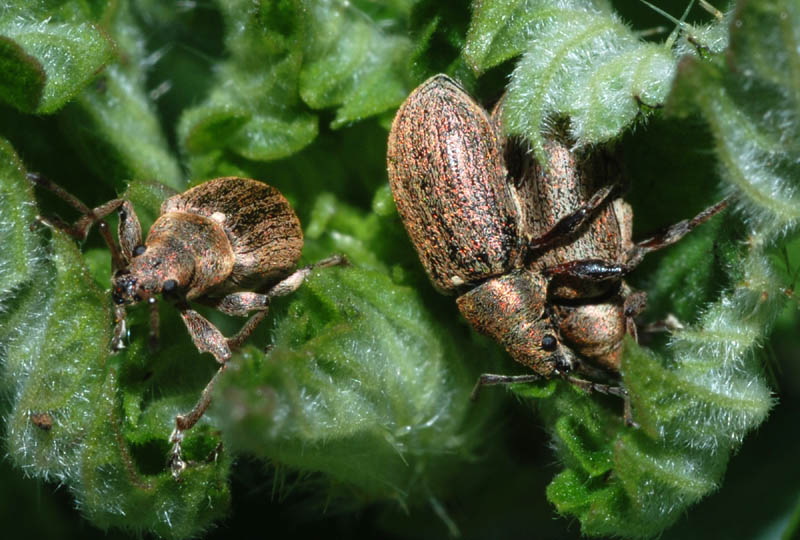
[509,315,577,377]
[539,330,578,375]
[456,270,574,377]
[111,244,183,306]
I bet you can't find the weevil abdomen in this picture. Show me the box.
[517,139,629,300]
[162,177,304,292]
[387,75,520,294]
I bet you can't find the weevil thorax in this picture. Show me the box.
[112,211,236,305]
[456,271,576,376]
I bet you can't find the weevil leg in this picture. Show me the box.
[267,254,349,298]
[169,307,263,477]
[148,298,160,351]
[623,289,648,340]
[563,373,625,398]
[29,173,127,239]
[169,363,228,478]
[28,173,141,272]
[563,374,637,427]
[470,373,543,401]
[169,256,347,477]
[170,306,232,477]
[116,200,143,262]
[543,259,630,281]
[625,198,729,268]
[204,254,348,345]
[641,313,686,334]
[111,304,128,351]
[525,184,617,251]
[205,255,348,317]
[178,306,233,363]
[206,292,271,317]
[28,173,92,215]
[226,311,268,350]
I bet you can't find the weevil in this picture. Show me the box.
[498,129,727,375]
[386,74,726,415]
[30,175,345,476]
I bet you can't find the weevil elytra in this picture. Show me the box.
[386,74,726,416]
[30,175,346,476]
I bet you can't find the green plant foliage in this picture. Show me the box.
[0,2,115,113]
[1,0,799,539]
[298,0,416,128]
[177,0,318,168]
[464,0,559,74]
[505,0,799,537]
[0,147,231,538]
[0,139,40,298]
[179,0,416,175]
[216,268,477,502]
[468,0,725,166]
[58,2,183,190]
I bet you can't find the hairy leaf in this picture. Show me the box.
[59,1,183,190]
[0,145,230,538]
[0,3,115,113]
[0,138,40,299]
[299,0,415,128]
[178,0,318,168]
[496,0,725,166]
[516,0,798,536]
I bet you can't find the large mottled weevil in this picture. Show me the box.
[30,175,345,476]
[386,75,726,421]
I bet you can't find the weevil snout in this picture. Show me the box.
[551,345,577,373]
[112,270,162,305]
[112,271,146,305]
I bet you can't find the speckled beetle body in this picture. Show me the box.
[387,74,521,294]
[31,175,345,476]
[503,135,640,371]
[387,74,727,409]
[505,133,726,371]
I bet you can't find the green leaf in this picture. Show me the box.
[298,0,415,128]
[0,150,230,537]
[464,0,550,74]
[0,4,115,113]
[216,267,481,503]
[669,1,800,235]
[0,138,40,299]
[57,2,183,190]
[529,0,798,535]
[501,0,678,164]
[178,0,318,168]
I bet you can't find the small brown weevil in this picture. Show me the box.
[30,175,345,476]
[387,74,726,417]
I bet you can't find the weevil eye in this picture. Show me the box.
[541,334,558,351]
[555,355,574,372]
[133,245,146,256]
[162,279,177,293]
